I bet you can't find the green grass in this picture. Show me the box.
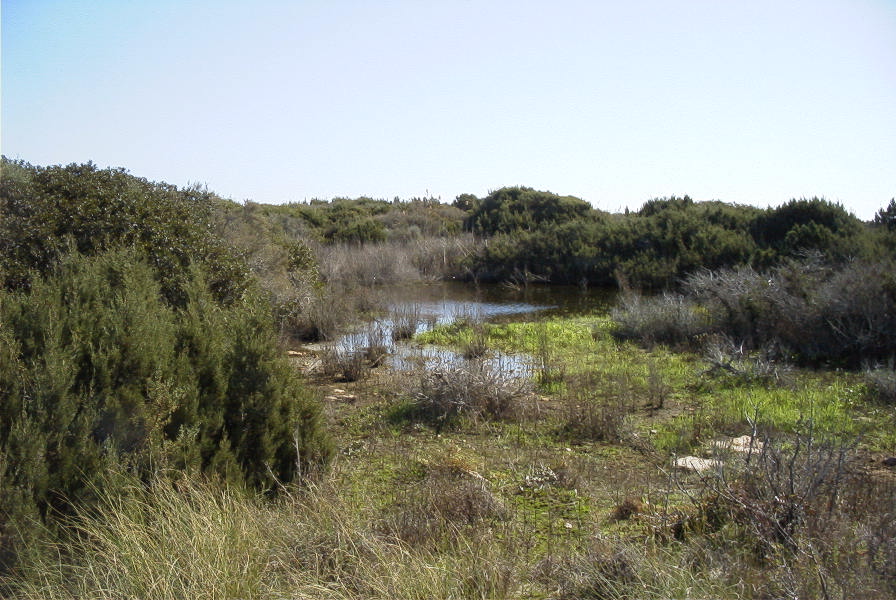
[418,314,894,451]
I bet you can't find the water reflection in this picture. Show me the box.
[332,282,615,374]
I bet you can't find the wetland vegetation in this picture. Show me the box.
[2,157,895,598]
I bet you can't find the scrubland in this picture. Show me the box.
[2,158,895,598]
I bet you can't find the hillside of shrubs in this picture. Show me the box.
[2,157,894,597]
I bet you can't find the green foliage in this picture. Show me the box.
[0,161,334,571]
[750,197,864,262]
[875,198,896,231]
[463,186,594,235]
[462,190,883,291]
[1,158,250,305]
[264,196,464,244]
[0,250,331,544]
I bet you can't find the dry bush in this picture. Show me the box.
[320,346,368,382]
[379,465,506,548]
[317,235,481,286]
[533,542,638,600]
[411,358,533,425]
[610,292,710,348]
[701,334,793,387]
[864,364,896,405]
[667,426,896,598]
[684,259,896,366]
[279,284,357,342]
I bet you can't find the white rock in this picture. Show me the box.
[674,456,721,473]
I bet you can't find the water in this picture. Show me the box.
[334,282,615,373]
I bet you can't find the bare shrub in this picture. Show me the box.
[699,427,857,554]
[534,542,638,600]
[279,284,357,343]
[610,292,710,348]
[411,358,533,424]
[683,259,896,366]
[701,334,793,386]
[317,235,482,286]
[320,346,367,382]
[361,323,389,367]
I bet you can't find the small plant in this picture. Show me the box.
[390,303,421,341]
[461,322,490,359]
[558,374,635,444]
[534,321,565,389]
[647,360,670,409]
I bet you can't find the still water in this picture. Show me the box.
[335,282,616,373]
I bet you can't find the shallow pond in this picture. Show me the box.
[334,282,616,373]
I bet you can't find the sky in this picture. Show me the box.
[2,0,895,219]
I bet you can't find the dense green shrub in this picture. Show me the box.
[1,158,250,305]
[1,158,335,572]
[463,186,595,235]
[0,249,332,569]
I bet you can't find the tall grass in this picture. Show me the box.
[4,475,517,600]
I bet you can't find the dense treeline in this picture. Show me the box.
[457,188,892,289]
[0,159,332,571]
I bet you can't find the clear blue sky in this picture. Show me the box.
[3,0,894,219]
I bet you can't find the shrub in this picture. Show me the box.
[610,292,711,348]
[0,158,249,305]
[558,373,636,444]
[0,249,333,571]
[410,358,533,425]
[617,259,896,366]
[379,461,505,547]
[390,303,421,341]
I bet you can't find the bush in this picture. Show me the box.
[0,158,249,305]
[616,259,896,366]
[865,366,896,405]
[0,249,333,571]
[610,292,711,347]
[410,358,533,425]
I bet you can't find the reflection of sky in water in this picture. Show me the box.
[334,298,549,374]
[388,342,534,375]
[390,299,551,328]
